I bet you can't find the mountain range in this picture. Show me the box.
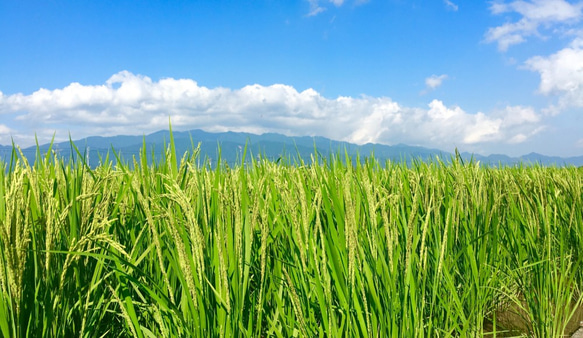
[1,129,582,168]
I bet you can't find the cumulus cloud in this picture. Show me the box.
[425,74,448,91]
[0,71,545,153]
[524,38,583,108]
[444,0,458,11]
[485,0,583,51]
[423,101,541,145]
[422,74,448,95]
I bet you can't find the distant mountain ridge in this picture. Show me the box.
[1,129,582,167]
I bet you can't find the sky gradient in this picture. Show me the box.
[1,0,582,157]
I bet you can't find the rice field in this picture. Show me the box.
[0,137,582,337]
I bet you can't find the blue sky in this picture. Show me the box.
[1,0,582,156]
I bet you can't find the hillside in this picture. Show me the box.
[1,129,582,167]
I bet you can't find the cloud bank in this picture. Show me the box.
[0,71,544,154]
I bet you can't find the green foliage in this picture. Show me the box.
[0,138,581,337]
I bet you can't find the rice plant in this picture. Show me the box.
[0,137,581,337]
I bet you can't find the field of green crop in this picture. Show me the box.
[0,138,581,337]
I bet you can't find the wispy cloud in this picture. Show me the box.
[485,0,583,51]
[0,71,544,153]
[305,0,362,16]
[307,0,326,16]
[444,0,458,11]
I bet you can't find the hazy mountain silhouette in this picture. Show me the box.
[1,129,582,167]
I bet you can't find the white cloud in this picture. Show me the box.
[509,134,528,143]
[499,105,541,125]
[444,0,458,11]
[0,124,14,146]
[491,0,582,21]
[485,0,583,51]
[524,39,583,108]
[425,100,500,144]
[0,71,544,152]
[305,0,362,16]
[423,74,448,93]
[576,138,583,148]
[307,0,326,16]
[485,20,533,51]
[0,124,11,134]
